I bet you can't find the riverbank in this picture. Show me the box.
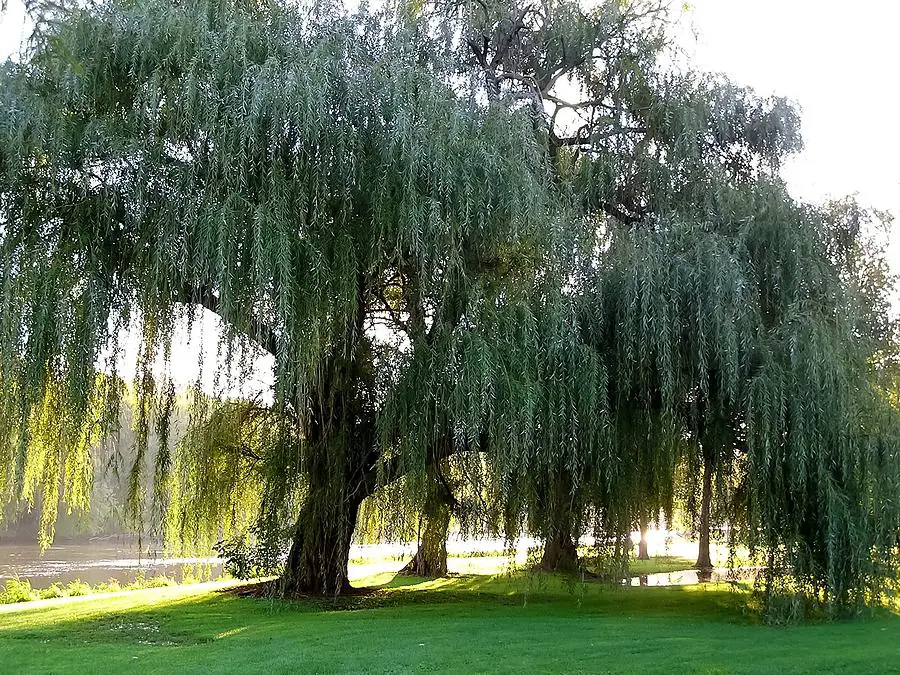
[2,573,898,674]
[0,535,722,589]
[1,553,712,606]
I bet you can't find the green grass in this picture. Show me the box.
[1,573,898,674]
[625,555,698,576]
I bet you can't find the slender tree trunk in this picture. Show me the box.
[696,455,714,571]
[637,522,650,561]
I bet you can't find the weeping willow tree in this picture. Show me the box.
[419,0,801,570]
[1,0,897,615]
[577,182,900,617]
[0,0,567,594]
[421,0,899,612]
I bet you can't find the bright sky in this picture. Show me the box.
[683,0,899,276]
[0,0,897,393]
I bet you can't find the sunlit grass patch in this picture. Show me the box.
[626,555,697,575]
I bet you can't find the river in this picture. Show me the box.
[0,540,224,588]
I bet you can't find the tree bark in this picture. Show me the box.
[539,470,579,572]
[279,320,377,597]
[399,461,454,578]
[540,528,579,572]
[696,455,714,571]
[637,523,650,561]
[399,497,452,578]
[281,484,364,596]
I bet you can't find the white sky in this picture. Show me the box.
[1,0,898,393]
[683,0,899,270]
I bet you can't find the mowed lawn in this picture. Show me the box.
[1,573,899,674]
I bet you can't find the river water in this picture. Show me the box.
[0,540,224,588]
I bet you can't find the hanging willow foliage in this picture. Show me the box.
[416,0,898,617]
[0,0,897,613]
[0,0,565,594]
[574,179,900,618]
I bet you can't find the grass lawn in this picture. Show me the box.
[623,555,697,576]
[1,572,898,674]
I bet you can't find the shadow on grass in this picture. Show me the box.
[0,593,233,647]
[216,570,754,621]
[2,578,898,675]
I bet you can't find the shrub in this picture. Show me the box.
[1,578,36,604]
[93,579,122,594]
[65,580,91,597]
[145,575,176,589]
[37,583,66,600]
[1,568,199,605]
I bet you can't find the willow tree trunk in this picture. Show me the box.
[539,471,579,572]
[400,461,455,578]
[279,320,379,596]
[540,528,579,572]
[399,492,452,578]
[281,493,362,596]
[279,417,376,596]
[637,523,650,561]
[696,456,714,571]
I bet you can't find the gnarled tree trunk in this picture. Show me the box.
[280,325,378,597]
[400,498,452,577]
[540,528,579,572]
[281,484,364,596]
[400,453,455,577]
